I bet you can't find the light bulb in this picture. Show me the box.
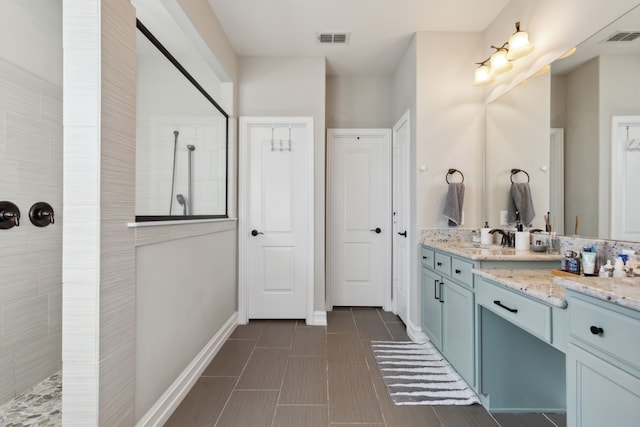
[507,28,533,60]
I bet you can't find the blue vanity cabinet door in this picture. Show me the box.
[567,343,640,427]
[421,265,442,349]
[441,278,475,387]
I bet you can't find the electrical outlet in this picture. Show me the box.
[500,210,508,225]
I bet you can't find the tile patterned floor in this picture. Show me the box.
[165,307,567,427]
[0,372,61,427]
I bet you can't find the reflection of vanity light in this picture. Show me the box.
[533,64,551,76]
[558,47,577,59]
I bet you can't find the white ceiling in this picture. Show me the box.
[207,0,511,76]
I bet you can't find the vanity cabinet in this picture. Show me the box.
[420,246,475,387]
[566,291,640,427]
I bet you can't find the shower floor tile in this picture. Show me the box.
[0,371,61,426]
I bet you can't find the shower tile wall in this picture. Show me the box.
[0,58,63,405]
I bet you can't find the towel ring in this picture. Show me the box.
[446,168,464,184]
[510,168,530,183]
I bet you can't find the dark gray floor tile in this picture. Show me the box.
[331,424,385,426]
[257,320,296,348]
[331,306,352,311]
[327,311,357,333]
[273,405,328,427]
[291,326,326,356]
[327,333,366,366]
[435,405,500,427]
[230,320,266,339]
[215,390,278,427]
[236,347,290,389]
[163,376,236,427]
[354,315,393,341]
[352,307,381,317]
[492,412,555,427]
[279,356,327,404]
[202,339,256,376]
[328,364,383,423]
[377,308,402,322]
[370,371,442,427]
[544,412,566,427]
[386,321,411,341]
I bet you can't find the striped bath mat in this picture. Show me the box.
[371,341,480,406]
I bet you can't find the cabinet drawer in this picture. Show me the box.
[451,258,474,288]
[476,278,551,342]
[421,246,434,269]
[569,297,640,372]
[434,252,451,276]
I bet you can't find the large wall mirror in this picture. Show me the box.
[485,5,640,241]
[135,20,229,221]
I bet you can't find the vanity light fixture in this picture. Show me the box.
[506,21,534,60]
[472,21,534,85]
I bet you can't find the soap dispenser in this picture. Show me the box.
[481,221,493,247]
[613,257,626,278]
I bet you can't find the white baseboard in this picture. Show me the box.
[406,319,428,343]
[311,310,327,326]
[135,312,238,427]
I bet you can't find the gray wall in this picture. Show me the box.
[326,75,392,128]
[0,0,62,406]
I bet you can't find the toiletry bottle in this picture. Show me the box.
[598,265,608,277]
[604,260,614,277]
[613,257,625,278]
[481,222,492,247]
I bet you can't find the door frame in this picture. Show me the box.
[326,128,392,311]
[238,116,315,324]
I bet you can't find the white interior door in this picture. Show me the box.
[611,116,640,241]
[328,129,391,308]
[239,117,313,321]
[393,112,410,324]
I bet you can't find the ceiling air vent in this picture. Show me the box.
[317,32,350,45]
[604,30,640,42]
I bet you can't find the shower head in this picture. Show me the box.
[187,145,196,151]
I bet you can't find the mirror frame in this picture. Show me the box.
[134,19,230,222]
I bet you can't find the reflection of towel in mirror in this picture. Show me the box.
[443,182,465,226]
[507,182,535,226]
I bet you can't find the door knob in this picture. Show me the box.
[398,231,407,237]
[251,229,264,236]
[0,201,20,229]
[369,227,382,234]
[29,202,55,227]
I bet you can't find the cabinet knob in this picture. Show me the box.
[436,262,443,266]
[455,269,461,274]
[590,326,604,336]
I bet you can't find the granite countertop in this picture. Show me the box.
[423,241,565,262]
[554,275,640,312]
[474,269,568,308]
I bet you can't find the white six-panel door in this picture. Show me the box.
[239,117,314,322]
[328,129,391,308]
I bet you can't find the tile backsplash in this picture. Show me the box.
[0,58,62,405]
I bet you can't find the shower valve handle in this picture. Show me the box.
[251,229,264,237]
